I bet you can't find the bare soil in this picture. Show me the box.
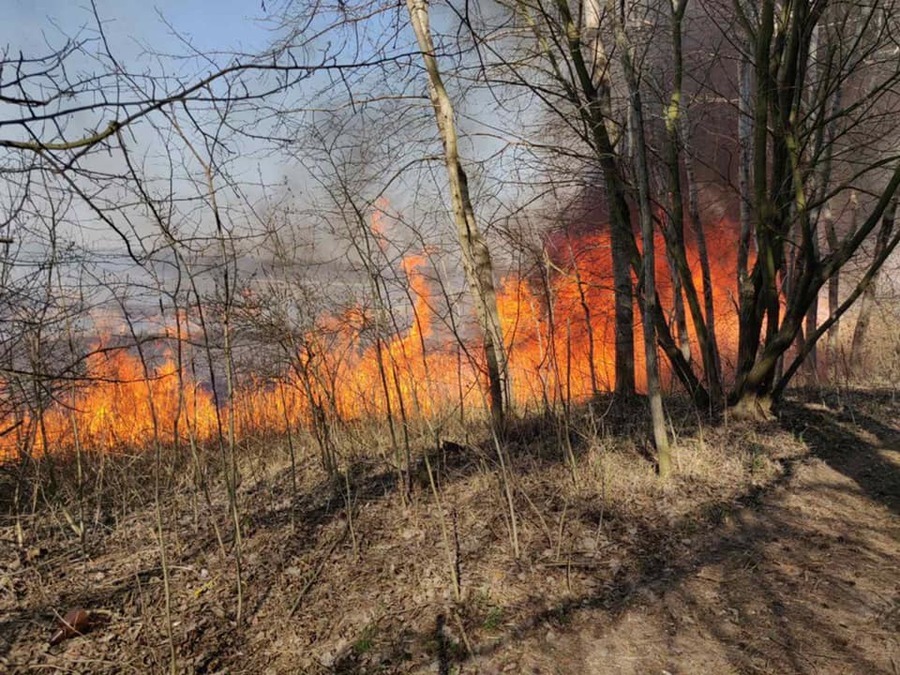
[1,390,898,674]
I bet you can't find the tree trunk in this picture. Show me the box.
[734,0,775,402]
[824,205,840,370]
[664,229,691,362]
[681,111,721,384]
[803,264,820,377]
[663,0,722,406]
[729,0,900,409]
[570,248,600,395]
[803,21,821,377]
[614,3,671,476]
[849,197,897,372]
[584,0,635,397]
[537,0,704,405]
[737,41,754,306]
[406,0,508,426]
[775,221,900,399]
[735,166,900,410]
[811,75,843,375]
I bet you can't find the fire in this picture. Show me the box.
[498,223,740,405]
[0,347,219,459]
[284,253,477,421]
[0,217,742,458]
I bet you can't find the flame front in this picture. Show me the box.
[0,219,742,459]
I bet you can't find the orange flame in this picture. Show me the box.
[0,216,742,458]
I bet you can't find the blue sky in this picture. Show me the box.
[1,1,521,255]
[3,0,274,60]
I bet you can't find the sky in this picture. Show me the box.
[0,3,288,322]
[0,0,533,290]
[3,0,274,59]
[1,0,299,235]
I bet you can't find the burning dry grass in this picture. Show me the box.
[1,218,748,466]
[0,392,827,674]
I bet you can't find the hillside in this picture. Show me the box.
[1,389,897,674]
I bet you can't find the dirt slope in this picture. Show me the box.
[462,399,899,674]
[468,451,899,674]
[1,392,898,674]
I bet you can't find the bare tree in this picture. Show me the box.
[848,196,897,372]
[729,0,900,416]
[614,1,672,474]
[405,0,510,426]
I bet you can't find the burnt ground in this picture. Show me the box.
[1,389,898,674]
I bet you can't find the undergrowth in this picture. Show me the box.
[2,390,875,673]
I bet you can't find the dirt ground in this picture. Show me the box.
[1,390,898,674]
[467,414,900,674]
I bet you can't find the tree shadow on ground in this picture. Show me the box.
[781,388,899,514]
[445,465,896,673]
[4,390,895,673]
[395,390,898,673]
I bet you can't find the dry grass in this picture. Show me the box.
[0,391,834,674]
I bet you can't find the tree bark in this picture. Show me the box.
[519,0,706,403]
[406,0,508,425]
[733,0,775,403]
[849,197,897,372]
[583,0,636,397]
[681,112,722,388]
[663,0,722,406]
[735,165,900,413]
[737,38,754,315]
[614,1,671,475]
[803,21,821,376]
[824,204,840,370]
